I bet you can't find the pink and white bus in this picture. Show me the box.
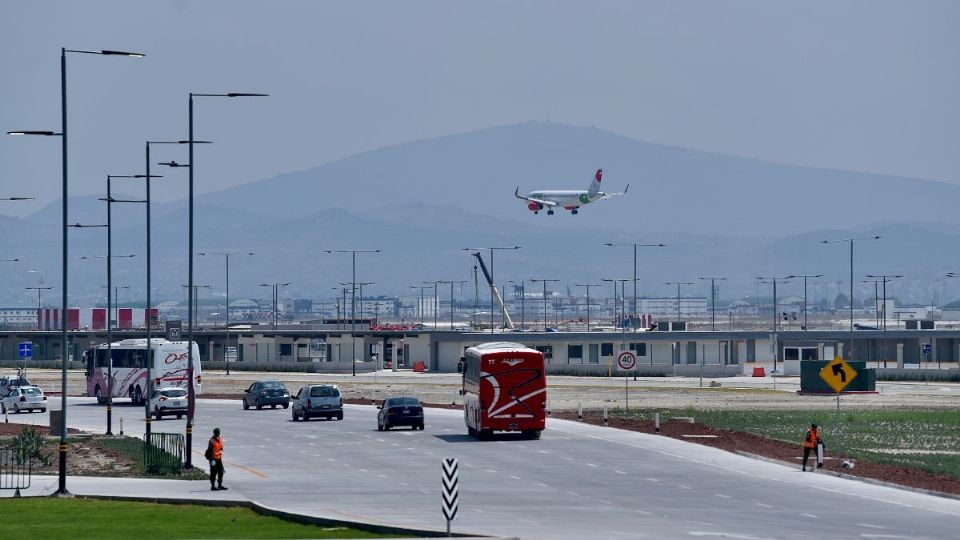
[83,338,201,404]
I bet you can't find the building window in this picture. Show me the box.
[280,344,293,356]
[568,345,583,361]
[534,345,553,360]
[600,343,613,356]
[630,343,647,356]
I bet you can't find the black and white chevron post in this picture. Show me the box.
[442,457,459,535]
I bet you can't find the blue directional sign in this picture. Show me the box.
[18,342,33,358]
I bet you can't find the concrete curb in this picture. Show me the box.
[72,493,486,538]
[733,450,960,501]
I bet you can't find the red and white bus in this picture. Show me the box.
[83,338,201,404]
[462,342,546,439]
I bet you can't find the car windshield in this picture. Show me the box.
[21,387,41,396]
[310,386,339,397]
[261,381,284,389]
[161,389,187,398]
[387,397,420,407]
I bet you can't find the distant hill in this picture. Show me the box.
[172,121,960,237]
[6,122,960,305]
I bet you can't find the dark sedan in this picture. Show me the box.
[242,380,290,410]
[377,396,424,431]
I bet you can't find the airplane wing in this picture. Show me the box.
[514,187,558,207]
[596,183,629,201]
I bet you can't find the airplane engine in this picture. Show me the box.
[527,202,542,213]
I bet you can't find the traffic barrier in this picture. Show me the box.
[752,366,766,377]
[0,448,31,497]
[412,361,426,373]
[143,432,185,475]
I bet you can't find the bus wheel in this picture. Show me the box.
[95,385,104,405]
[478,429,492,440]
[523,429,542,440]
[133,386,142,405]
[467,426,476,437]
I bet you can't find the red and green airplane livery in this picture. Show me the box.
[514,168,628,215]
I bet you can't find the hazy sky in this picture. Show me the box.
[2,0,958,217]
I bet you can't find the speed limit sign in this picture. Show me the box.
[617,351,637,371]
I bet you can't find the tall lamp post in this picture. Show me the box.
[177,91,266,469]
[820,236,882,360]
[82,253,135,435]
[438,281,468,330]
[757,276,791,375]
[325,249,380,376]
[200,251,253,375]
[8,46,142,495]
[507,280,526,330]
[786,274,822,330]
[664,282,693,324]
[529,279,560,331]
[604,242,665,327]
[410,285,429,327]
[258,282,291,331]
[574,284,600,332]
[868,274,901,368]
[25,287,53,330]
[462,246,521,334]
[697,276,727,331]
[422,281,441,330]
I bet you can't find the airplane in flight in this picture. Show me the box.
[514,168,628,215]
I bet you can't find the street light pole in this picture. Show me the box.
[8,47,143,494]
[325,249,380,376]
[786,274,822,330]
[463,246,520,334]
[604,242,665,327]
[664,282,693,324]
[821,236,881,359]
[575,284,600,332]
[697,276,727,331]
[530,279,559,331]
[757,276,791,374]
[200,252,253,376]
[183,92,266,468]
[25,287,53,330]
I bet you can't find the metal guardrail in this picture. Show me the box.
[0,448,31,497]
[143,432,184,475]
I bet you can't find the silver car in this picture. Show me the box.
[291,384,343,421]
[1,386,47,414]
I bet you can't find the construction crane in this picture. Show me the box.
[471,252,515,330]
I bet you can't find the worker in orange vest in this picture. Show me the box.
[801,423,823,471]
[205,427,227,490]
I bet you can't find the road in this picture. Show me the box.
[7,397,960,539]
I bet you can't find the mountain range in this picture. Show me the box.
[4,122,960,307]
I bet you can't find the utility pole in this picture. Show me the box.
[697,276,726,331]
[575,284,600,332]
[664,282,693,324]
[530,279,560,331]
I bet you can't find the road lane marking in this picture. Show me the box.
[646,477,660,482]
[192,449,268,479]
[754,502,772,508]
[509,475,521,480]
[801,513,818,518]
[678,485,693,490]
[587,463,598,468]
[615,470,627,475]
[857,523,886,529]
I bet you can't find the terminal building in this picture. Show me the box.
[2,323,957,378]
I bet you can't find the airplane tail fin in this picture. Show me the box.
[588,168,603,194]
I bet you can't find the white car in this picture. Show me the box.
[1,386,47,414]
[149,387,188,420]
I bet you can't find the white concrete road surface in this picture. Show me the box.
[5,399,960,539]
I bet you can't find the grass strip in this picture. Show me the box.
[0,498,393,539]
[616,407,960,480]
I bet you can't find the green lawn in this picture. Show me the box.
[617,408,960,479]
[1,498,394,539]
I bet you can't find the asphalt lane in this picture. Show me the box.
[8,399,960,539]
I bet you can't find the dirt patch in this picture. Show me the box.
[0,427,135,477]
[551,411,960,497]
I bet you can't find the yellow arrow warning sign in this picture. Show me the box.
[819,355,858,393]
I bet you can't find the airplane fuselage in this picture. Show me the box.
[528,190,603,208]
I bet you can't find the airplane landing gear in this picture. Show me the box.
[547,209,555,215]
[571,209,579,215]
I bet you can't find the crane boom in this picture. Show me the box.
[471,252,515,330]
